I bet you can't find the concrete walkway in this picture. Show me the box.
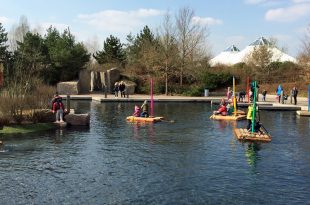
[61,93,309,111]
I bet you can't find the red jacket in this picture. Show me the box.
[52,101,64,112]
[217,105,227,116]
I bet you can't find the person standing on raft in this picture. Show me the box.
[140,100,149,117]
[246,104,261,133]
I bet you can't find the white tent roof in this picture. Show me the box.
[209,45,241,66]
[210,37,297,66]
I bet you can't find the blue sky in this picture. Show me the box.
[1,0,310,57]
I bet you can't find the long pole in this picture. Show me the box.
[251,81,257,133]
[308,84,310,112]
[246,77,250,103]
[150,78,154,117]
[233,76,237,116]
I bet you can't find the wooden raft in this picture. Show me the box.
[234,128,271,142]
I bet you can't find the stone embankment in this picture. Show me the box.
[60,93,309,111]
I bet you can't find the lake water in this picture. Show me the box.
[0,101,309,205]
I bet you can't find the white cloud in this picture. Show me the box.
[78,9,164,33]
[244,0,268,4]
[192,16,223,26]
[0,16,12,25]
[32,22,70,35]
[292,0,310,3]
[265,3,310,22]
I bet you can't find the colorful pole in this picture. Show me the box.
[150,78,154,117]
[233,76,237,116]
[308,84,310,112]
[251,81,257,133]
[246,77,250,103]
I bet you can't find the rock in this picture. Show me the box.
[78,69,91,94]
[107,68,120,93]
[124,81,136,95]
[90,71,102,91]
[57,81,80,95]
[64,113,90,126]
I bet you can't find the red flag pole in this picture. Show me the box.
[150,78,154,117]
[246,77,250,103]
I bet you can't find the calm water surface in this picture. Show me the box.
[0,101,309,205]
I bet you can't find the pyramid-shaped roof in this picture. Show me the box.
[249,36,271,46]
[224,45,240,52]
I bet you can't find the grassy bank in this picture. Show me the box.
[0,123,55,134]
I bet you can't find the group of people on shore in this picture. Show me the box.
[114,81,127,98]
[276,85,298,105]
[233,84,299,105]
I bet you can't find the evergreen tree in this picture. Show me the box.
[126,25,160,72]
[44,27,90,83]
[93,35,125,66]
[0,22,8,60]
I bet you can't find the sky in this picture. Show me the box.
[1,0,310,57]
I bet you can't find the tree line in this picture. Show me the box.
[1,7,309,97]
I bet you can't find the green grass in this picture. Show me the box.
[0,123,55,134]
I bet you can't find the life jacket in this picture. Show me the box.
[247,105,253,120]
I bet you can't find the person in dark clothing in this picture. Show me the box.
[114,82,119,97]
[292,86,298,105]
[262,90,267,102]
[238,91,246,102]
[119,81,126,98]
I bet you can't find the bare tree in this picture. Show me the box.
[8,15,30,51]
[158,10,179,95]
[175,6,208,86]
[298,24,310,80]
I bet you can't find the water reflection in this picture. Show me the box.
[245,142,261,171]
[130,122,155,143]
[0,101,309,204]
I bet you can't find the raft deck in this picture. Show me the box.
[126,116,164,123]
[210,114,246,121]
[234,128,271,142]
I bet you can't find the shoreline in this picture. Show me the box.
[60,93,309,111]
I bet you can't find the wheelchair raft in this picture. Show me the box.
[234,128,271,142]
[126,116,164,123]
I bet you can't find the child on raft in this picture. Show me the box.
[132,105,141,117]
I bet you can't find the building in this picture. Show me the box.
[209,37,297,66]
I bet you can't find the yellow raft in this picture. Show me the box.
[210,110,246,121]
[210,114,246,121]
[234,128,271,142]
[126,116,164,123]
